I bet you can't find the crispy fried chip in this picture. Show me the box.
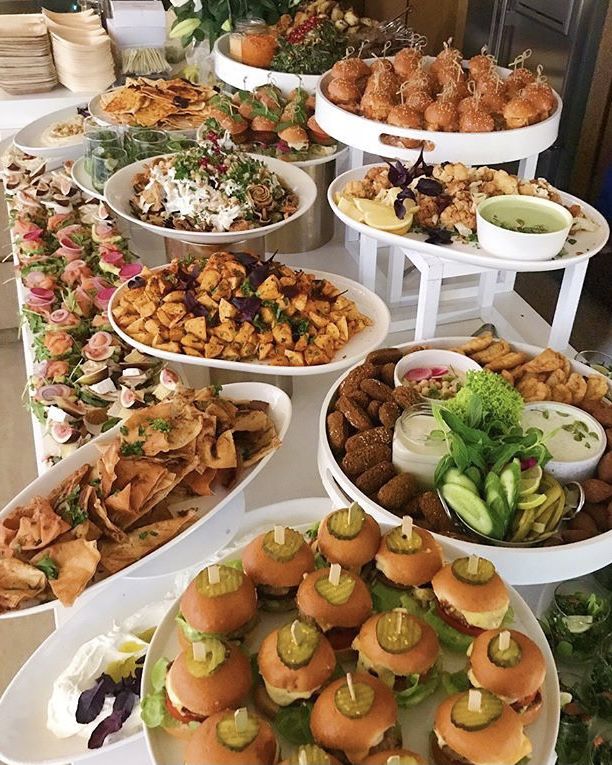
[451,333,493,355]
[31,540,100,607]
[0,496,69,552]
[47,465,90,508]
[0,558,46,611]
[585,374,609,402]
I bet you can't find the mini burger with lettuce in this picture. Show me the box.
[185,708,279,764]
[374,519,444,595]
[315,503,381,574]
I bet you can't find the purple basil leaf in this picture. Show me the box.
[394,197,406,220]
[416,177,443,196]
[87,691,135,749]
[281,284,301,299]
[184,291,208,317]
[76,674,115,724]
[424,227,453,245]
[438,194,453,212]
[127,276,145,290]
[232,251,260,271]
[231,296,262,323]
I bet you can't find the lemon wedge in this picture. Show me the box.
[519,466,543,497]
[337,195,365,223]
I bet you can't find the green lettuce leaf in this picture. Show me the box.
[395,664,440,708]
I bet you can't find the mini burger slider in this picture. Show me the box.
[361,750,426,764]
[375,517,443,593]
[185,707,279,765]
[256,618,336,714]
[431,556,510,638]
[243,526,315,611]
[432,688,532,765]
[311,672,400,764]
[279,745,342,765]
[316,503,381,573]
[467,629,546,725]
[177,564,257,645]
[353,609,440,703]
[162,639,252,735]
[297,564,372,652]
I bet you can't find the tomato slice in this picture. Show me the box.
[164,694,201,724]
[327,627,358,651]
[436,604,482,637]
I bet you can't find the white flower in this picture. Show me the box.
[170,0,191,7]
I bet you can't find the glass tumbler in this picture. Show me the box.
[91,146,127,193]
[165,137,199,153]
[548,580,610,662]
[125,128,168,161]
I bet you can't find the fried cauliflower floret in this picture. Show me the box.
[439,192,477,234]
[414,194,441,228]
[343,179,376,199]
[492,169,520,195]
[365,165,391,192]
[432,162,470,184]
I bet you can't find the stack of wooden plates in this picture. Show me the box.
[0,15,57,95]
[42,8,115,93]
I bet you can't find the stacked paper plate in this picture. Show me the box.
[0,15,57,95]
[43,8,115,93]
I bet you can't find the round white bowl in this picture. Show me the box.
[394,348,482,389]
[103,153,317,244]
[476,195,573,262]
[523,401,606,483]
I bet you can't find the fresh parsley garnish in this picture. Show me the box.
[149,418,171,433]
[120,441,144,457]
[35,553,59,580]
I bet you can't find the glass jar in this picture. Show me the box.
[230,18,277,68]
[547,580,610,662]
[91,146,127,193]
[125,128,168,161]
[83,117,122,175]
[392,403,447,487]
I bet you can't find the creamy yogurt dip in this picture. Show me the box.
[392,410,448,487]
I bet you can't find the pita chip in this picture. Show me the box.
[32,539,100,607]
[0,558,47,612]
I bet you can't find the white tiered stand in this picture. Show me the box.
[315,64,598,351]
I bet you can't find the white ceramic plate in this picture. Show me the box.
[104,153,318,244]
[0,382,291,620]
[318,337,612,585]
[213,33,321,95]
[70,156,105,201]
[14,105,86,160]
[108,265,390,377]
[329,164,610,273]
[143,510,560,765]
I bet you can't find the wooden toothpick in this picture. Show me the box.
[346,672,356,702]
[291,620,301,645]
[208,564,220,584]
[467,555,480,575]
[499,630,511,651]
[402,516,413,539]
[234,707,248,733]
[329,563,341,586]
[274,525,285,545]
[468,689,482,712]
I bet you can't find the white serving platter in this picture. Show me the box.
[213,33,321,95]
[14,105,86,160]
[108,265,391,377]
[103,153,318,245]
[0,382,291,620]
[70,156,104,201]
[318,337,612,585]
[329,164,610,273]
[143,509,560,765]
[315,57,562,165]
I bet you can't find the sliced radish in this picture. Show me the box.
[404,367,433,382]
[430,366,449,378]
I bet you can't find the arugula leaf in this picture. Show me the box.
[273,703,314,745]
[441,670,471,695]
[395,665,440,708]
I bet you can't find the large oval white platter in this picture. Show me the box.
[329,164,610,273]
[318,337,612,585]
[213,33,321,95]
[315,58,562,165]
[108,265,391,377]
[142,506,560,765]
[70,156,104,201]
[103,153,317,244]
[14,105,86,160]
[0,382,291,620]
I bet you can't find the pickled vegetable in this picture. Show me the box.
[376,611,422,654]
[487,634,522,667]
[277,621,320,669]
[327,504,365,540]
[263,528,304,562]
[284,745,332,764]
[185,638,228,677]
[334,681,375,718]
[315,572,356,605]
[216,711,260,751]
[452,557,496,585]
[196,565,243,597]
[386,526,423,554]
[451,690,503,730]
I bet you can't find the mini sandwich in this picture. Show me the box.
[255,618,336,716]
[431,557,510,640]
[185,708,279,765]
[159,640,252,737]
[316,503,381,573]
[467,629,546,725]
[375,518,443,593]
[361,750,426,764]
[310,673,400,764]
[353,609,440,704]
[297,564,372,652]
[243,526,315,611]
[278,125,310,152]
[432,689,532,765]
[279,745,342,765]
[177,564,257,646]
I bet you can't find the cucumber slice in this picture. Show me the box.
[386,526,423,554]
[484,472,510,539]
[451,689,503,731]
[196,565,243,598]
[376,611,422,654]
[216,711,259,751]
[499,459,520,512]
[452,557,496,585]
[465,466,483,492]
[487,633,522,668]
[327,503,365,540]
[315,572,356,605]
[284,745,332,765]
[185,638,228,677]
[444,468,479,495]
[277,621,320,669]
[441,484,493,536]
[263,528,304,562]
[334,681,375,718]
